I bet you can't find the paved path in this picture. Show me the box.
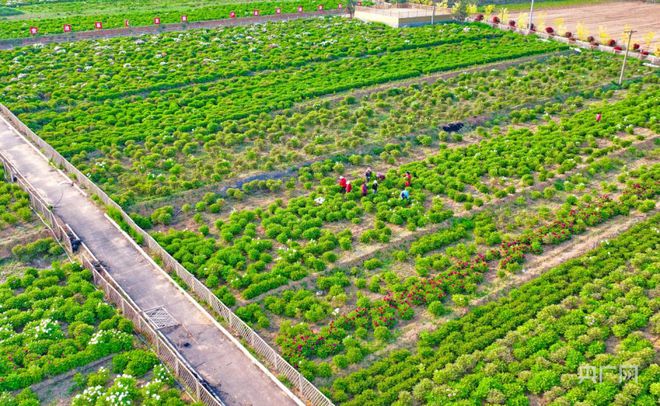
[0,116,299,406]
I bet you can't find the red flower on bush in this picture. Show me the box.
[492,16,500,23]
[633,43,640,50]
[608,39,617,47]
[564,31,572,38]
[613,45,623,51]
[587,35,595,43]
[545,26,554,34]
[508,20,516,27]
[475,13,484,21]
[641,50,650,55]
[529,23,535,31]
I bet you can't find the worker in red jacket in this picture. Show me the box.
[404,171,412,187]
[338,176,347,193]
[346,181,353,193]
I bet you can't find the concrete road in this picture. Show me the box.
[0,115,299,406]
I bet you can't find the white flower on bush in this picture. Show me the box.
[0,324,13,342]
[29,318,62,339]
[88,329,132,346]
[72,385,104,405]
[154,365,170,382]
[98,375,138,406]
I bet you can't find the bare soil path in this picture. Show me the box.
[0,116,300,405]
[511,1,660,48]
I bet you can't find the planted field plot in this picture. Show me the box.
[334,214,660,405]
[0,169,191,405]
[2,18,569,207]
[0,0,345,39]
[0,12,658,405]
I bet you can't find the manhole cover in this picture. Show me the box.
[145,306,179,329]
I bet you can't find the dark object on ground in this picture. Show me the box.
[442,122,464,133]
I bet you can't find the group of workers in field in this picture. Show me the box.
[338,167,412,200]
[334,113,604,203]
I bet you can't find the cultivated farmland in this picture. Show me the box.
[0,5,658,406]
[0,168,192,405]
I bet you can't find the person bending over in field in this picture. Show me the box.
[400,189,410,200]
[372,180,379,194]
[377,172,385,181]
[361,182,368,197]
[346,181,353,193]
[404,171,412,187]
[365,167,373,182]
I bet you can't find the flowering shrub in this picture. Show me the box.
[71,365,186,406]
[545,26,554,34]
[475,13,484,21]
[492,16,500,23]
[608,39,617,47]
